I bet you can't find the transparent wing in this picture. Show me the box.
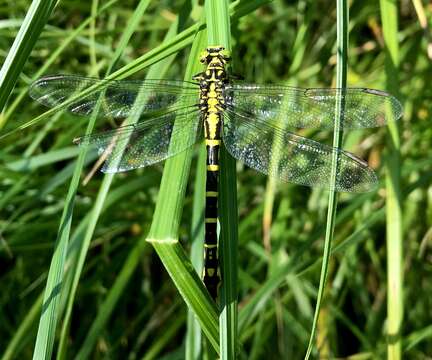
[29,74,198,118]
[75,108,201,173]
[222,108,378,192]
[224,84,402,129]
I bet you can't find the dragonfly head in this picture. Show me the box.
[200,46,231,67]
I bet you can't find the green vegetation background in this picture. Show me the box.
[1,0,431,359]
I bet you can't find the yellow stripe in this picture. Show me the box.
[207,268,216,276]
[205,218,217,223]
[204,244,217,248]
[205,139,221,146]
[206,191,218,197]
[207,165,219,171]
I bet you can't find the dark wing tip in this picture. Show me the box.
[363,88,389,97]
[364,88,404,122]
[341,150,379,193]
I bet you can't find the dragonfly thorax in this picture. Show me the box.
[196,47,231,140]
[188,48,228,149]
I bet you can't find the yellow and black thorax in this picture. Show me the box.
[194,46,231,142]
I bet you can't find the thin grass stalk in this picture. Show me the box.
[261,17,309,358]
[32,110,95,359]
[0,0,56,114]
[304,0,348,358]
[379,1,403,358]
[63,177,157,358]
[32,88,103,357]
[89,0,99,71]
[142,313,186,360]
[204,1,238,359]
[262,0,308,254]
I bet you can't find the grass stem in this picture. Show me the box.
[379,0,403,358]
[304,0,348,358]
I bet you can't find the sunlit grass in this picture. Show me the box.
[0,0,429,359]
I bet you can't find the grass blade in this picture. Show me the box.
[205,1,238,359]
[186,144,206,359]
[379,0,403,358]
[146,31,220,353]
[0,0,56,115]
[304,0,348,358]
[32,111,90,360]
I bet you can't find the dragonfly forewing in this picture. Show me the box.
[225,84,402,129]
[29,75,198,119]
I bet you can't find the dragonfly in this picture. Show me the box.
[29,45,403,300]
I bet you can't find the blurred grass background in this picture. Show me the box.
[1,0,432,359]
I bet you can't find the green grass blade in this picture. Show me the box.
[0,0,56,114]
[304,0,348,358]
[379,0,403,358]
[146,31,220,353]
[218,147,239,360]
[32,115,91,360]
[6,147,82,172]
[74,237,152,359]
[205,1,238,359]
[186,144,206,360]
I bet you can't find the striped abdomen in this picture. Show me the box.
[202,116,222,299]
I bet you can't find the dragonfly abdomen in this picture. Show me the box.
[203,139,220,299]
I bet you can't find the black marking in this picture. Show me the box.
[206,170,218,192]
[205,197,217,218]
[207,145,220,165]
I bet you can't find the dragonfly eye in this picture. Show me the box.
[199,50,210,64]
[220,49,231,61]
